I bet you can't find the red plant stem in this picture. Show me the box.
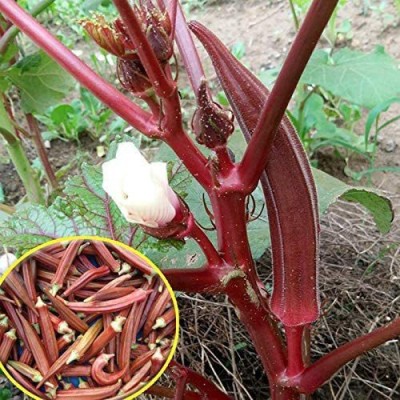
[163,264,228,293]
[112,0,174,98]
[165,126,212,189]
[239,0,339,190]
[170,361,232,400]
[291,317,400,394]
[26,113,58,191]
[285,326,306,378]
[189,222,221,266]
[0,0,157,136]
[209,192,287,381]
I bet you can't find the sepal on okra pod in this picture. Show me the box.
[142,198,193,240]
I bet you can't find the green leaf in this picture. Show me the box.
[55,163,138,243]
[7,51,75,113]
[0,205,83,254]
[313,168,393,234]
[0,163,140,254]
[301,47,400,109]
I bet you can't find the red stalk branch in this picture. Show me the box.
[239,0,340,190]
[0,0,157,136]
[189,222,221,266]
[170,361,233,399]
[290,317,400,394]
[112,0,175,98]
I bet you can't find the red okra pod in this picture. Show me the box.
[33,251,60,272]
[63,265,110,297]
[44,288,89,333]
[49,313,73,334]
[1,301,29,347]
[80,315,126,364]
[92,354,128,386]
[55,380,121,399]
[117,304,138,381]
[190,22,320,326]
[7,360,43,384]
[6,270,38,315]
[36,296,59,364]
[152,307,175,330]
[120,361,151,394]
[91,241,120,273]
[0,328,17,363]
[22,260,39,325]
[51,239,83,295]
[107,244,154,276]
[84,273,133,303]
[129,348,156,374]
[0,316,9,339]
[143,286,170,337]
[62,365,92,377]
[8,365,54,399]
[17,313,52,380]
[84,287,135,303]
[19,348,33,365]
[57,332,75,352]
[67,289,152,313]
[37,336,84,387]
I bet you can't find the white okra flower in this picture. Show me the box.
[0,252,17,275]
[102,142,180,228]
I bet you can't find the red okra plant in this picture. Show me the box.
[0,0,398,399]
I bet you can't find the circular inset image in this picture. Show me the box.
[0,236,179,399]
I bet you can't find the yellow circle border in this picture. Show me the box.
[0,235,180,400]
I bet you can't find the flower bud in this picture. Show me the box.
[192,80,234,149]
[117,59,153,97]
[102,142,180,228]
[0,253,17,275]
[80,15,132,59]
[142,1,173,62]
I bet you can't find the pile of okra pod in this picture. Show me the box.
[0,239,176,399]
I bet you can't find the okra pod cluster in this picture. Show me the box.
[0,239,177,399]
